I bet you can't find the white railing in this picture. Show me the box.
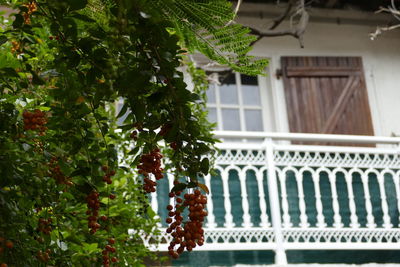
[141,131,400,265]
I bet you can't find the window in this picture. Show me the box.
[206,72,265,132]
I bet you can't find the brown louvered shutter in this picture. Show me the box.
[281,56,374,145]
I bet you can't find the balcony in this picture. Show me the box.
[139,131,400,265]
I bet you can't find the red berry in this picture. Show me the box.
[111,257,118,262]
[109,194,116,200]
[100,215,108,221]
[108,238,115,245]
[5,241,13,249]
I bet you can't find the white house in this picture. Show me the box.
[146,1,400,266]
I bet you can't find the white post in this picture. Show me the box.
[345,172,360,228]
[265,138,287,265]
[312,171,326,228]
[376,171,392,228]
[256,170,271,227]
[278,170,292,228]
[221,168,234,228]
[204,174,217,228]
[393,171,400,227]
[361,172,376,228]
[329,172,343,228]
[296,171,309,228]
[239,169,253,228]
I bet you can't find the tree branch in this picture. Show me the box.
[371,3,400,39]
[248,0,309,48]
[268,0,295,30]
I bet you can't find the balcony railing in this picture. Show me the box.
[139,131,400,265]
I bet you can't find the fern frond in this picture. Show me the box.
[149,0,268,75]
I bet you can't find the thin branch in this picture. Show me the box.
[370,24,400,40]
[248,0,309,48]
[268,0,294,30]
[371,4,400,39]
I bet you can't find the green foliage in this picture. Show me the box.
[150,0,268,75]
[0,0,264,265]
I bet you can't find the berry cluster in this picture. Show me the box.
[102,166,116,184]
[86,191,101,234]
[22,1,37,24]
[48,35,60,41]
[0,238,13,266]
[10,41,21,54]
[130,130,138,140]
[138,148,164,193]
[166,188,207,259]
[48,157,72,186]
[101,238,118,266]
[0,237,13,256]
[37,218,52,235]
[36,249,51,263]
[23,109,48,135]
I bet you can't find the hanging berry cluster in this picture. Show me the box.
[102,166,115,184]
[0,237,13,266]
[37,218,52,235]
[36,249,51,263]
[23,109,48,135]
[48,157,72,186]
[166,188,207,259]
[138,148,164,193]
[86,191,101,234]
[101,238,118,267]
[22,1,37,24]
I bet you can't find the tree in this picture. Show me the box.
[0,0,266,266]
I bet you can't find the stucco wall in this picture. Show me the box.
[236,5,400,136]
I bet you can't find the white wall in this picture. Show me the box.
[237,5,400,137]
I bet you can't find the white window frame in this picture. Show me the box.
[207,70,274,132]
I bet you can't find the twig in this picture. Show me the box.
[248,0,309,48]
[269,0,294,30]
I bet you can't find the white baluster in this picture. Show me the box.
[265,138,287,265]
[239,168,252,228]
[361,172,376,228]
[256,169,270,227]
[329,172,343,228]
[151,179,159,224]
[376,171,392,228]
[313,171,326,228]
[296,170,309,228]
[204,174,217,228]
[278,170,292,228]
[345,172,360,228]
[221,168,234,228]
[393,171,400,227]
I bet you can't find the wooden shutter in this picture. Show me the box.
[281,56,374,145]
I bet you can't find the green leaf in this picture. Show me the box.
[1,68,19,78]
[187,181,197,188]
[171,183,187,192]
[0,35,7,46]
[31,71,45,85]
[70,13,95,22]
[66,0,88,11]
[12,14,23,28]
[117,102,129,118]
[200,157,209,175]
